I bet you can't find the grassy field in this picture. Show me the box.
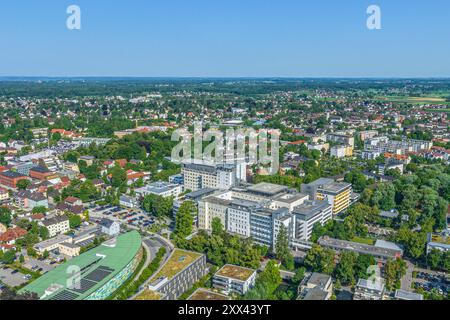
[374,96,450,105]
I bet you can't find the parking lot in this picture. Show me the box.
[89,204,156,229]
[0,267,30,288]
[413,270,449,296]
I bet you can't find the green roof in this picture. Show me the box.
[20,231,142,300]
[152,249,202,281]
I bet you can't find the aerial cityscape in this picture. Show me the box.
[0,1,449,310]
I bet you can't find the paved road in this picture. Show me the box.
[401,260,414,291]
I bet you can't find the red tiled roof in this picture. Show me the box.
[0,227,27,242]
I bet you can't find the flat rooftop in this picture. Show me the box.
[431,235,450,245]
[152,249,202,281]
[318,236,402,259]
[246,182,287,196]
[395,289,423,300]
[215,264,255,282]
[293,200,331,220]
[188,288,229,300]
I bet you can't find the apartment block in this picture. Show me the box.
[182,162,237,192]
[213,264,257,295]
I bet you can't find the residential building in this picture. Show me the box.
[298,273,333,300]
[213,264,257,295]
[147,249,208,300]
[354,278,385,300]
[326,133,355,148]
[0,187,9,203]
[0,227,27,245]
[330,144,353,158]
[99,218,120,237]
[181,162,237,192]
[40,216,70,237]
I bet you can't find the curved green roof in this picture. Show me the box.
[20,231,142,300]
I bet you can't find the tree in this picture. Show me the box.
[0,287,38,300]
[110,166,127,188]
[384,258,407,291]
[304,244,336,274]
[242,260,281,300]
[174,201,195,238]
[32,206,47,214]
[334,251,358,285]
[19,254,25,263]
[69,214,82,229]
[292,266,306,284]
[211,217,224,236]
[17,179,31,190]
[354,254,376,279]
[1,249,16,264]
[39,226,49,240]
[42,250,50,259]
[274,225,294,270]
[0,207,12,226]
[428,249,442,270]
[142,194,173,217]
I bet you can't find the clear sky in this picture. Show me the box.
[1,0,449,77]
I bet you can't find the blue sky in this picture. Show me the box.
[0,0,449,77]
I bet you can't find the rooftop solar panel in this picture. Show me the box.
[50,290,79,301]
[70,278,98,293]
[85,266,114,282]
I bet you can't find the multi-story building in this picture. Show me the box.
[292,200,332,241]
[0,187,9,203]
[359,130,378,141]
[16,190,48,210]
[40,216,70,237]
[330,144,353,158]
[0,171,30,189]
[298,272,333,300]
[13,162,39,176]
[226,200,254,238]
[213,264,257,295]
[301,178,352,215]
[30,127,49,138]
[353,278,385,300]
[147,249,208,300]
[250,207,295,248]
[198,195,232,230]
[326,133,355,148]
[29,166,54,181]
[181,162,237,192]
[135,181,183,200]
